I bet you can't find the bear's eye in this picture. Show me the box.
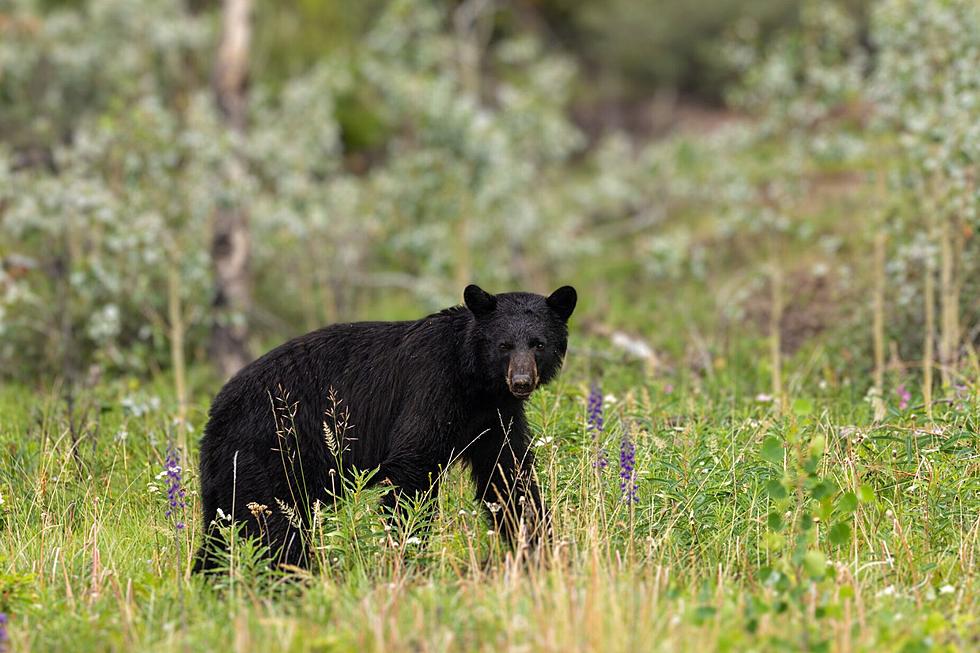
[533,341,546,350]
[498,342,514,352]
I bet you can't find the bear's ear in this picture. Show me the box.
[546,285,577,321]
[464,284,497,316]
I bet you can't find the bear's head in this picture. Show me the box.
[464,284,577,400]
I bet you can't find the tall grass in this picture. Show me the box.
[0,356,976,651]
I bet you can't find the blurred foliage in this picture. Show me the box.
[0,0,600,379]
[252,0,388,80]
[0,0,978,391]
[572,0,801,100]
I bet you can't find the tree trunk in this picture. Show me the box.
[452,0,493,291]
[210,0,253,379]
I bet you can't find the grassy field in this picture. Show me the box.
[3,1,980,651]
[1,341,977,652]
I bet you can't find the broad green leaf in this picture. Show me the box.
[792,397,814,416]
[818,496,834,522]
[803,550,827,579]
[811,480,835,501]
[839,491,858,513]
[829,521,851,545]
[765,479,788,499]
[858,484,876,503]
[761,437,784,464]
[808,434,826,459]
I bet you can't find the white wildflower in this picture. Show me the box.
[215,507,232,522]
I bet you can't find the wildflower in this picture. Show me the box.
[663,383,674,395]
[864,386,881,405]
[164,444,186,530]
[619,431,638,504]
[214,507,231,523]
[587,382,608,469]
[895,384,911,411]
[939,584,955,595]
[0,613,7,653]
[246,502,271,519]
[587,382,604,432]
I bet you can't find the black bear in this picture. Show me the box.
[193,284,577,571]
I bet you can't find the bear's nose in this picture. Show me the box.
[511,374,533,393]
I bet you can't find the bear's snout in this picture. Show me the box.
[507,352,539,399]
[511,374,533,394]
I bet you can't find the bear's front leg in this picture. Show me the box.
[468,428,550,551]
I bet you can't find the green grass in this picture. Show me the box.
[0,352,977,652]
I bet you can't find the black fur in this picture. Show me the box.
[193,285,577,571]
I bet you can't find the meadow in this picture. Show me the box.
[1,343,977,651]
[2,0,979,651]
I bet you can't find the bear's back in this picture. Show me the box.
[201,314,470,469]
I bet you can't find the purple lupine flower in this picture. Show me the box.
[619,432,638,504]
[895,384,911,411]
[0,612,8,653]
[587,382,608,468]
[164,444,186,530]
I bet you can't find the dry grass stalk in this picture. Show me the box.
[770,259,783,410]
[923,252,935,418]
[939,215,960,388]
[872,229,887,421]
[167,263,188,451]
